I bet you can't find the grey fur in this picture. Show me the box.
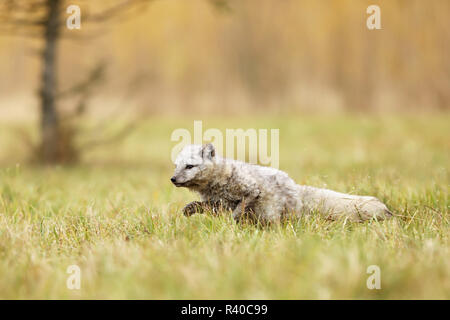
[171,144,393,223]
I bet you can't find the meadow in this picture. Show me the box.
[0,114,448,299]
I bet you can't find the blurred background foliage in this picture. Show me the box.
[1,0,449,121]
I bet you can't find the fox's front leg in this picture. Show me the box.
[182,200,223,216]
[232,190,260,222]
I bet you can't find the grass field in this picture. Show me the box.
[0,114,448,299]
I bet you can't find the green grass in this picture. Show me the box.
[0,114,448,299]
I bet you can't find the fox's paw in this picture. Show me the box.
[182,201,203,216]
[352,197,393,222]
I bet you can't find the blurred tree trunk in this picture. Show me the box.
[1,0,158,165]
[39,0,61,163]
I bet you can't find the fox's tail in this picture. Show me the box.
[298,185,393,222]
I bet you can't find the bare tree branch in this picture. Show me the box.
[58,62,107,99]
[0,0,47,25]
[1,18,46,26]
[209,0,232,13]
[81,0,151,24]
[0,26,42,38]
[79,122,136,151]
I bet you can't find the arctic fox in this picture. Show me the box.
[171,143,392,223]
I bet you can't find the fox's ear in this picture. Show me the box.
[201,143,215,160]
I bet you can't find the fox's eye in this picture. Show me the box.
[185,165,195,169]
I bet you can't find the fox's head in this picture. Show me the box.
[171,143,216,188]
